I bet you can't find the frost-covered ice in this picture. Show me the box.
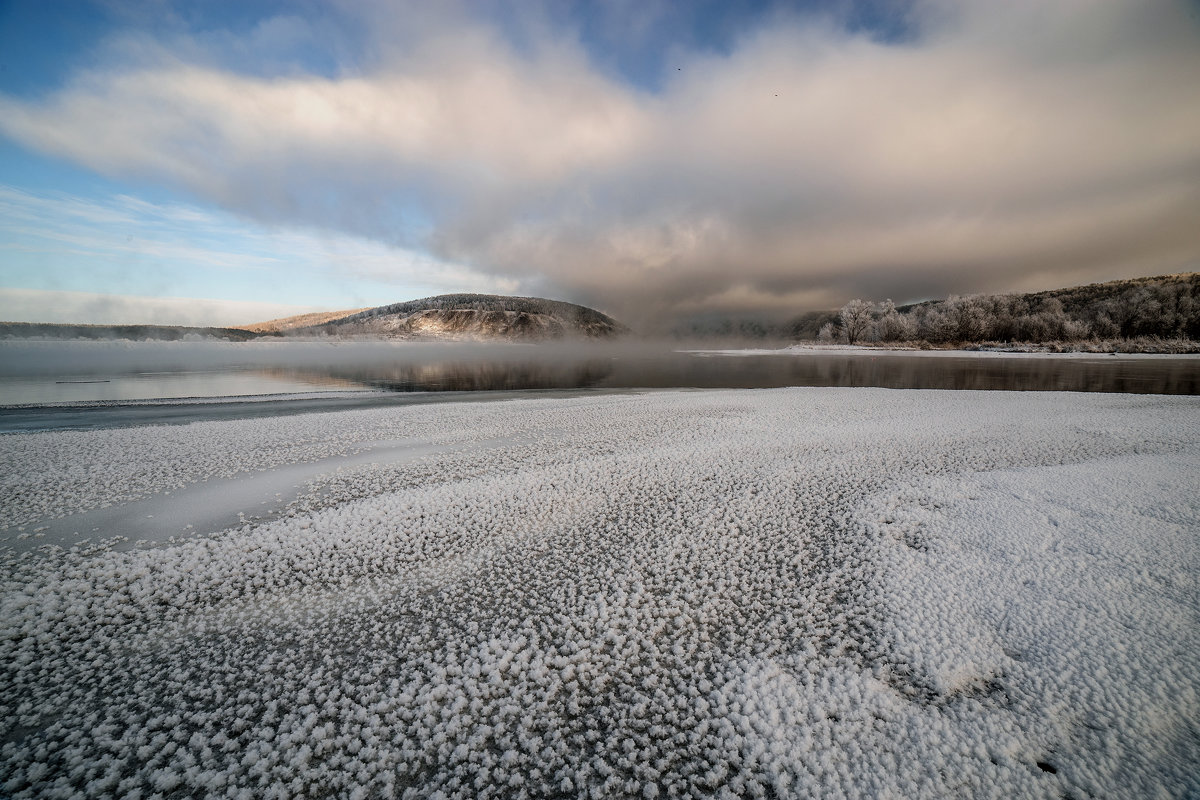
[1,388,1198,799]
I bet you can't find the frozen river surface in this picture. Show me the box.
[1,388,1198,798]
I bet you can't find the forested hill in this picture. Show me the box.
[806,272,1200,346]
[900,273,1199,337]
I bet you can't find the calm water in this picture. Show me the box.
[278,351,1200,395]
[0,347,1195,410]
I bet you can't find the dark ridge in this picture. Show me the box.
[0,322,264,342]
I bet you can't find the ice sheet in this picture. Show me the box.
[2,388,1197,798]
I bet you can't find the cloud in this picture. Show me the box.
[2,0,1198,324]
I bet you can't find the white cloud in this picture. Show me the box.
[1,0,1198,321]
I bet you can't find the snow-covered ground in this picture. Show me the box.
[2,388,1197,799]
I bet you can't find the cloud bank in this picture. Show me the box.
[2,0,1199,324]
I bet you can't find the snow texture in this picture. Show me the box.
[1,388,1198,799]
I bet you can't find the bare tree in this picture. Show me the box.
[839,299,873,345]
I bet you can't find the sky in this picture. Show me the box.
[1,0,1199,328]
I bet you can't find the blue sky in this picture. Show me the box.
[1,0,1198,326]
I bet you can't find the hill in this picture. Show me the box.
[298,294,629,341]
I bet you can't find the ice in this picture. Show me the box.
[1,388,1197,798]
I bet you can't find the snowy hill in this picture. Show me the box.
[295,293,630,341]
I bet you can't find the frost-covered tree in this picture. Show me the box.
[839,300,873,345]
[1020,298,1075,341]
[1061,318,1091,341]
[944,295,990,341]
[919,306,958,343]
[875,300,915,342]
[988,299,1021,342]
[817,322,836,342]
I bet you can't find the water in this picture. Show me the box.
[244,350,1200,395]
[1,343,1196,433]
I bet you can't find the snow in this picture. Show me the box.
[2,388,1198,798]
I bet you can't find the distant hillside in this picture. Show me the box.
[236,308,369,333]
[301,294,630,341]
[810,272,1200,347]
[0,322,261,342]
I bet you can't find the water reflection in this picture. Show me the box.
[636,353,1200,394]
[2,350,1197,406]
[276,352,1199,395]
[272,358,616,393]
